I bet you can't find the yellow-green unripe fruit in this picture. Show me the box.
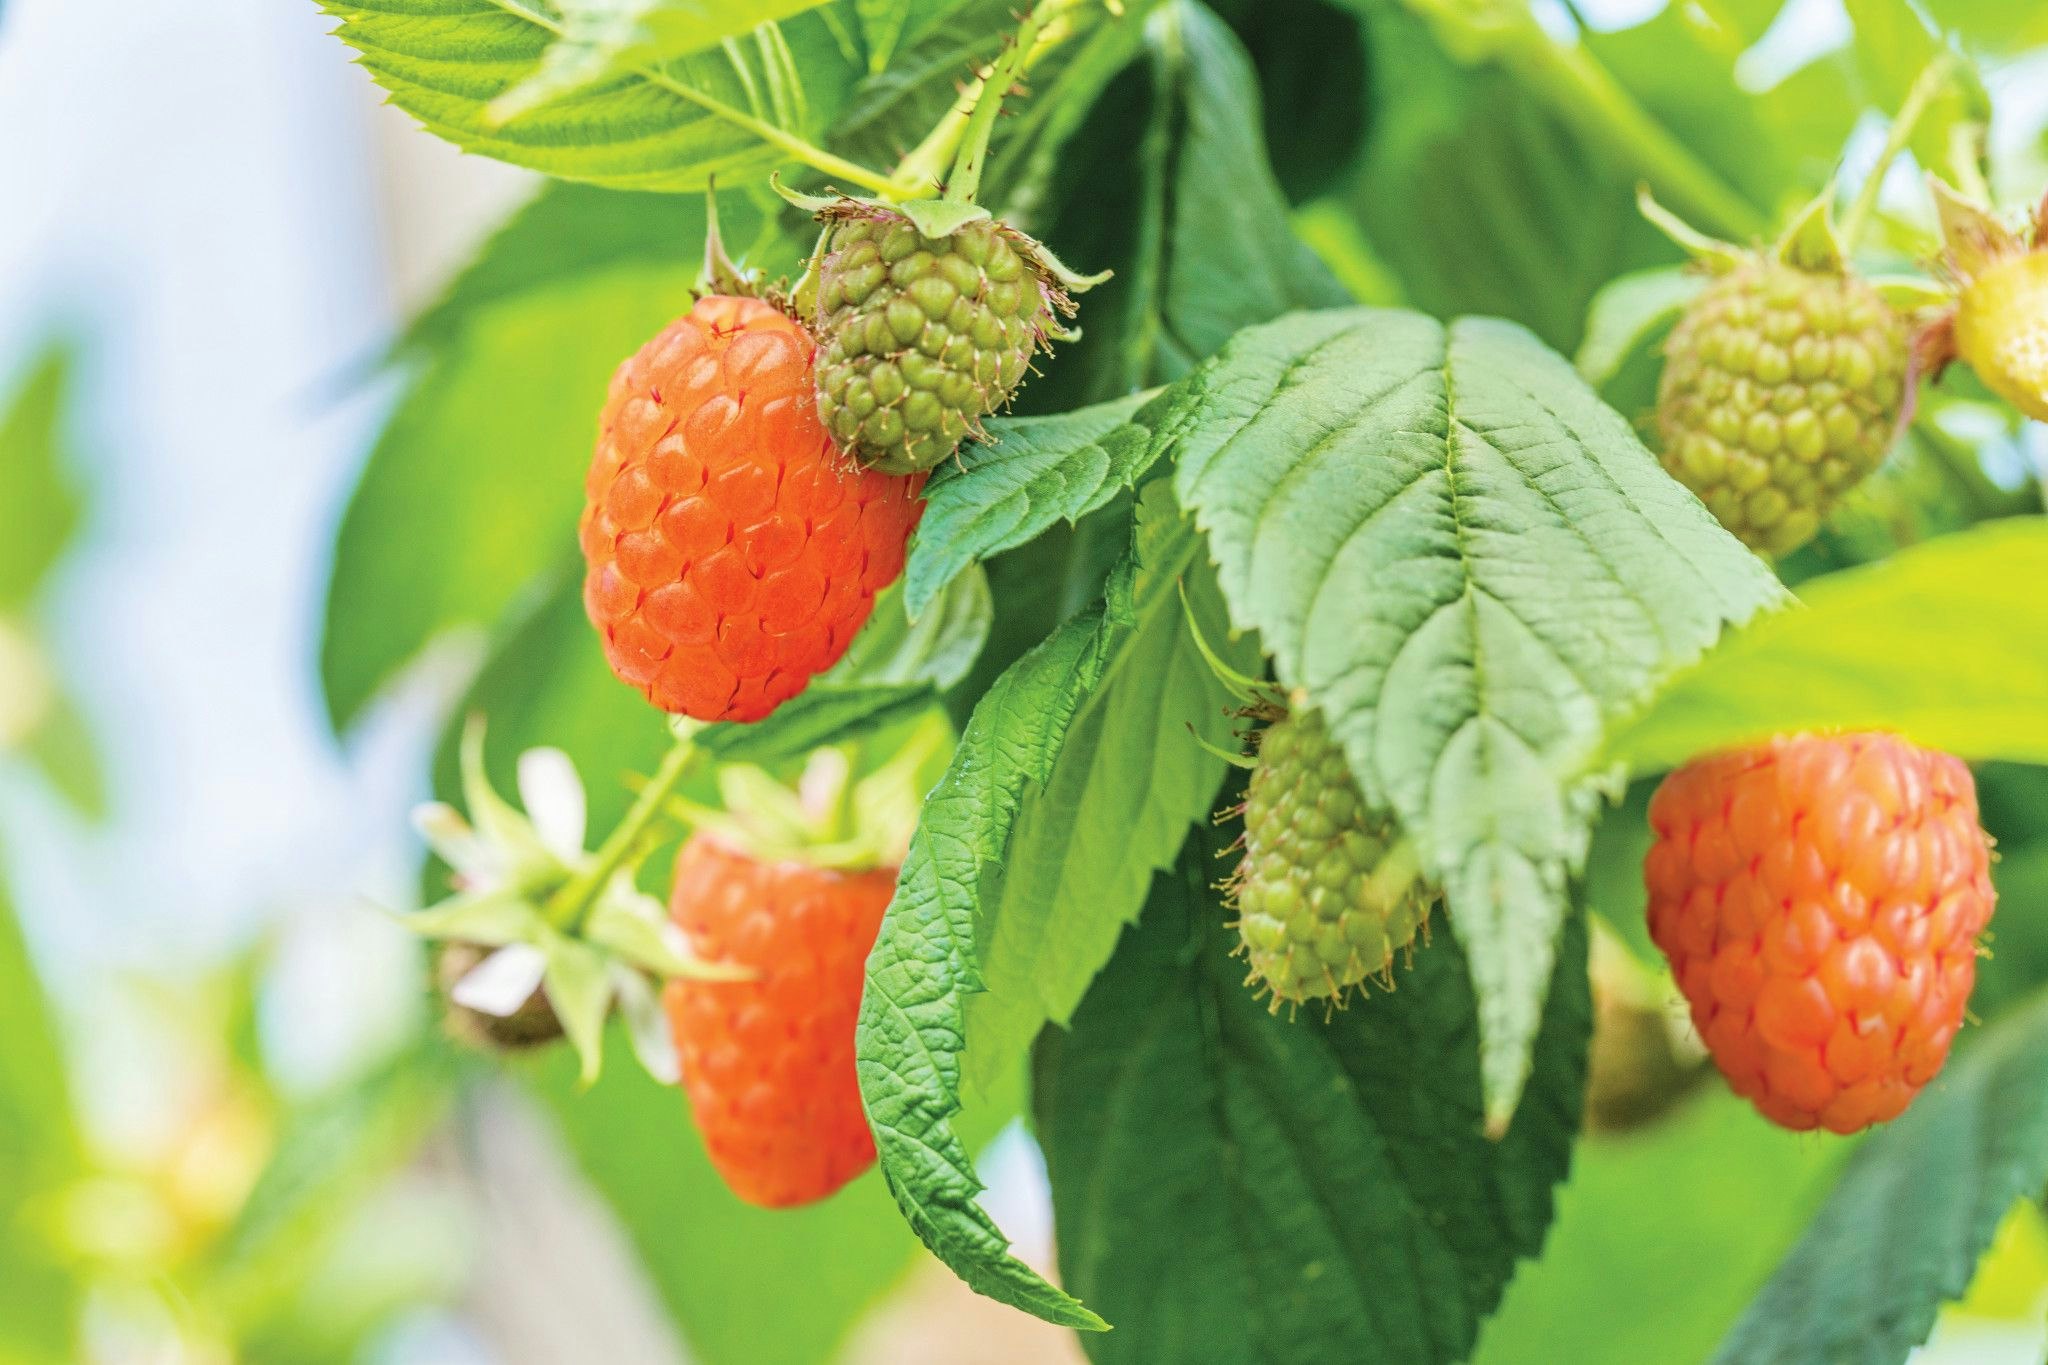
[1231,711,1431,1008]
[1955,250,2048,422]
[1656,259,1909,558]
[813,207,1061,475]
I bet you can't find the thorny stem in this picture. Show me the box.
[893,0,1103,200]
[547,731,701,934]
[1839,56,1958,253]
[1402,0,1764,240]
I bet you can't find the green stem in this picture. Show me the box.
[1840,55,1956,252]
[1404,0,1763,241]
[546,735,700,934]
[893,0,1098,200]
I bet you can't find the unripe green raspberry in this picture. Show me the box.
[1956,250,2048,422]
[811,204,1072,474]
[1230,710,1432,1008]
[1656,259,1908,558]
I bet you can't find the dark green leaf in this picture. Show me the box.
[1162,306,1785,1125]
[856,488,1227,1328]
[1714,990,2048,1365]
[1034,819,1591,1365]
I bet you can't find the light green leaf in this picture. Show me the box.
[487,0,831,124]
[1714,989,2048,1365]
[0,869,81,1364]
[322,262,698,732]
[905,393,1158,619]
[316,0,863,191]
[541,930,614,1083]
[1034,820,1591,1365]
[527,1025,1022,1365]
[400,182,774,355]
[963,485,1258,1092]
[1474,1093,1845,1365]
[0,345,83,610]
[1606,519,2048,773]
[1161,305,1784,1126]
[1574,266,1702,394]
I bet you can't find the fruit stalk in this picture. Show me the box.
[890,0,1101,200]
[546,729,700,934]
[1838,55,1957,252]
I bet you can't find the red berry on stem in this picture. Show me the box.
[664,830,893,1208]
[1645,732,1994,1134]
[581,295,924,723]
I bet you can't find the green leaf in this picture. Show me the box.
[1161,306,1785,1126]
[0,345,83,609]
[15,686,107,822]
[316,0,863,191]
[859,507,1223,1328]
[322,260,698,731]
[1574,266,1702,397]
[1606,519,2048,774]
[1335,5,1674,354]
[1714,990,2048,1365]
[1033,819,1591,1365]
[963,487,1259,1092]
[401,182,772,354]
[1024,0,1346,409]
[527,1025,1021,1365]
[0,868,81,1364]
[905,392,1158,620]
[1474,1093,1845,1365]
[1841,0,1989,177]
[487,0,832,124]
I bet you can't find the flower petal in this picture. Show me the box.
[450,942,548,1017]
[518,747,587,861]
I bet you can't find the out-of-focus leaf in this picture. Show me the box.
[527,1026,1022,1365]
[1339,5,1675,353]
[211,1045,461,1333]
[1024,0,1347,410]
[1473,1093,1845,1365]
[1214,0,1369,202]
[0,345,82,609]
[0,868,82,1364]
[322,263,698,732]
[1841,0,1990,178]
[1575,266,1701,399]
[1035,820,1590,1365]
[1607,519,2048,773]
[401,184,772,355]
[16,687,106,820]
[1161,305,1784,1126]
[1715,989,2048,1365]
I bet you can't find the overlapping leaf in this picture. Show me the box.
[857,482,1228,1328]
[1034,821,1590,1365]
[1160,306,1786,1126]
[1715,990,2048,1365]
[905,393,1158,619]
[316,0,863,191]
[1607,518,2048,773]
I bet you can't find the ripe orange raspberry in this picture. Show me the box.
[1645,733,1994,1134]
[664,831,893,1207]
[580,296,925,723]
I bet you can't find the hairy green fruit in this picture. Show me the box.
[1656,260,1908,558]
[812,204,1072,474]
[1957,251,2048,422]
[1230,710,1431,1008]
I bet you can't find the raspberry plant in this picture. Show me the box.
[312,1,2048,1362]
